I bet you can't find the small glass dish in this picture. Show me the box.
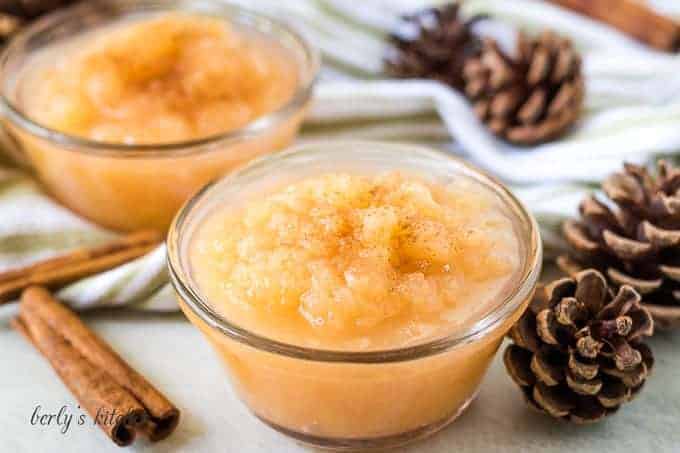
[0,0,318,232]
[168,141,542,450]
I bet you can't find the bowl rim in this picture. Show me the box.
[0,0,319,158]
[167,141,543,363]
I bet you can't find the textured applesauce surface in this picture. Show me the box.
[18,14,298,144]
[190,172,521,350]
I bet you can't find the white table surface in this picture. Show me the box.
[1,306,679,453]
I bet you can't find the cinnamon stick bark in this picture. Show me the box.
[548,0,680,52]
[0,230,161,304]
[12,316,147,446]
[14,287,180,445]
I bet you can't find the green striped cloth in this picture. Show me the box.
[2,0,680,311]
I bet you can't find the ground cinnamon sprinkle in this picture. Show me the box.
[12,287,180,446]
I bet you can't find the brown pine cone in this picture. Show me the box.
[463,31,584,145]
[559,160,680,330]
[384,3,486,91]
[504,269,654,423]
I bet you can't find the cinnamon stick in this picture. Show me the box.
[0,230,161,304]
[12,316,147,446]
[13,287,180,445]
[548,0,680,52]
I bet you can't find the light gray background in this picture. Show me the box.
[1,302,678,453]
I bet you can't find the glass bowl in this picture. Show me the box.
[167,141,542,450]
[0,0,318,232]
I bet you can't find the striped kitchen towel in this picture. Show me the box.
[1,0,679,311]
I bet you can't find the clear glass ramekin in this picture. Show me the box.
[167,141,542,450]
[0,0,318,232]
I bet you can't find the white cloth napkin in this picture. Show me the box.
[1,0,678,311]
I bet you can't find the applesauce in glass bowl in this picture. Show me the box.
[168,141,542,450]
[0,0,318,232]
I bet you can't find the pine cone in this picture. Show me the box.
[463,31,584,145]
[504,270,654,423]
[384,3,485,91]
[559,160,680,330]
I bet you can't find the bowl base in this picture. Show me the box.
[254,391,478,451]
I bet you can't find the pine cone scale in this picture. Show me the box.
[574,271,607,312]
[598,285,639,318]
[568,350,599,380]
[548,81,577,114]
[566,372,601,396]
[606,267,662,294]
[642,221,680,247]
[504,345,535,387]
[527,47,550,85]
[552,49,577,82]
[517,89,547,124]
[597,380,629,408]
[563,220,600,254]
[491,88,524,117]
[531,349,565,385]
[660,264,680,281]
[602,230,653,260]
[629,310,655,339]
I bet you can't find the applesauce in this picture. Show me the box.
[169,142,542,449]
[191,172,520,350]
[0,1,317,231]
[19,15,298,144]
